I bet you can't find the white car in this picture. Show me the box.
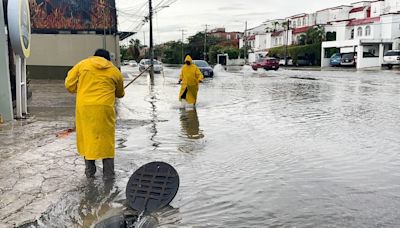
[382,50,400,69]
[139,59,163,73]
[128,60,138,67]
[279,57,293,66]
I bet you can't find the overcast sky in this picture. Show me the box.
[116,0,356,45]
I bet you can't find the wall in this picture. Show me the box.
[316,10,329,24]
[380,14,400,40]
[255,33,272,51]
[385,0,400,13]
[357,56,380,68]
[27,34,120,79]
[0,3,13,121]
[371,1,384,17]
[350,11,366,20]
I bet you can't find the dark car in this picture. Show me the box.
[251,57,279,71]
[341,52,357,66]
[294,56,312,66]
[192,60,214,77]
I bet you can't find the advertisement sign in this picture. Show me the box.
[8,0,31,58]
[29,0,117,32]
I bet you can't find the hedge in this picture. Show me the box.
[268,43,322,65]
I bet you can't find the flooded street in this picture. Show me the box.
[13,67,400,227]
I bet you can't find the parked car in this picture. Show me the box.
[382,50,400,69]
[128,60,138,67]
[279,57,293,66]
[341,52,357,66]
[294,56,312,66]
[251,57,280,71]
[192,60,214,77]
[139,59,163,73]
[330,53,342,66]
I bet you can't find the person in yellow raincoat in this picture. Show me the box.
[65,49,125,179]
[178,55,204,105]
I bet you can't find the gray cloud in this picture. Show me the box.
[117,0,356,43]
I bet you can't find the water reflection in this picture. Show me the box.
[78,179,118,227]
[179,108,203,140]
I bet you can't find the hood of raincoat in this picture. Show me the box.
[185,55,193,63]
[88,56,113,69]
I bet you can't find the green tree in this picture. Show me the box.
[186,32,223,60]
[299,25,326,45]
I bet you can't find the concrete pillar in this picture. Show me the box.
[379,43,384,65]
[0,1,14,122]
[356,45,363,69]
[321,46,326,68]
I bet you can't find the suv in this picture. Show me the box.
[341,52,357,67]
[251,57,279,71]
[382,50,400,69]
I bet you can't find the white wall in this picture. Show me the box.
[255,33,272,51]
[28,34,120,67]
[316,10,330,24]
[357,56,380,68]
[380,14,400,40]
[371,1,384,17]
[350,11,366,20]
[385,0,400,13]
[329,7,351,22]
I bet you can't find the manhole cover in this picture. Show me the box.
[126,162,179,213]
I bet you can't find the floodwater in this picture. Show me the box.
[32,66,400,227]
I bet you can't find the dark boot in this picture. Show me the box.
[85,159,96,178]
[102,158,115,179]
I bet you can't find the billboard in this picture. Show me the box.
[29,0,117,33]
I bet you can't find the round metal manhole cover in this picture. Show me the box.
[126,162,179,213]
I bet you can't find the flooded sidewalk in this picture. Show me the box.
[0,80,80,227]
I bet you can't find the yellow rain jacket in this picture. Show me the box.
[179,56,204,105]
[65,56,125,160]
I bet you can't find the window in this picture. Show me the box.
[227,34,231,40]
[298,19,301,27]
[275,38,278,46]
[351,29,354,39]
[293,21,297,28]
[357,27,363,37]
[303,18,306,26]
[365,26,371,36]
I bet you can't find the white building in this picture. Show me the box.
[287,13,317,44]
[322,0,400,69]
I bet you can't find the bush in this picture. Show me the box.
[268,43,322,65]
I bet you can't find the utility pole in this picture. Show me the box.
[204,24,209,61]
[285,19,290,66]
[149,0,154,84]
[244,21,247,64]
[179,29,186,64]
[143,31,146,47]
[103,8,107,49]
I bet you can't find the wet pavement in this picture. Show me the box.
[1,66,400,227]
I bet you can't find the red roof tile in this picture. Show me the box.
[292,26,312,35]
[271,31,283,37]
[248,35,256,40]
[347,17,380,26]
[350,6,365,13]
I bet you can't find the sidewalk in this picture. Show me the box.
[0,80,81,227]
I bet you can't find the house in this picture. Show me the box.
[208,28,243,48]
[287,13,316,44]
[321,0,400,69]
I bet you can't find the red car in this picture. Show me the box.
[251,57,280,71]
